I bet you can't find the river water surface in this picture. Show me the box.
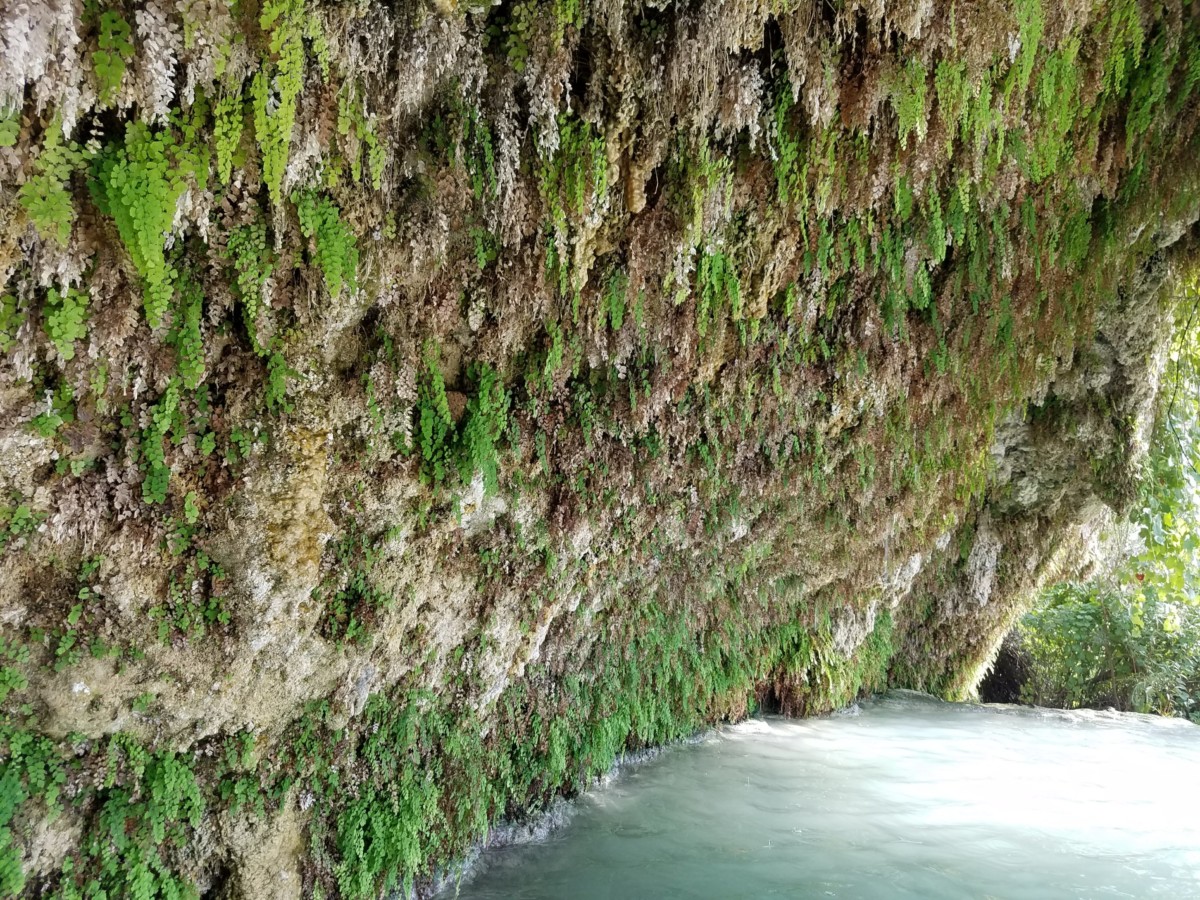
[438,692,1200,899]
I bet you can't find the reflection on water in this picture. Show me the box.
[437,691,1200,899]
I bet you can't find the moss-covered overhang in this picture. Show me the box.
[0,0,1198,895]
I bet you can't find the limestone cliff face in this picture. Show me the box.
[0,0,1197,896]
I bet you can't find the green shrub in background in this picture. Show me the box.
[1020,580,1200,719]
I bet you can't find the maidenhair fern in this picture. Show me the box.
[224,222,293,412]
[542,320,564,387]
[43,288,89,361]
[78,743,203,900]
[142,379,181,505]
[1011,0,1045,99]
[92,10,134,106]
[697,248,741,342]
[224,222,274,354]
[604,270,628,332]
[0,295,23,353]
[417,350,453,488]
[338,87,389,192]
[1125,34,1174,151]
[924,189,947,264]
[294,190,359,299]
[1101,0,1146,97]
[0,108,17,147]
[411,347,513,494]
[1028,38,1083,182]
[890,58,929,147]
[771,85,803,208]
[456,100,497,202]
[934,59,972,150]
[537,112,608,235]
[30,382,75,437]
[458,363,510,494]
[0,731,65,896]
[169,277,205,389]
[93,123,189,329]
[504,0,537,73]
[265,350,294,414]
[253,0,308,206]
[213,88,244,184]
[19,116,85,246]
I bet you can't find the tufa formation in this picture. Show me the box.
[0,0,1198,896]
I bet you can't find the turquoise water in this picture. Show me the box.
[436,692,1200,899]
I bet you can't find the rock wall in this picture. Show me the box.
[0,0,1198,896]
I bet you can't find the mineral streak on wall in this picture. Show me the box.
[0,0,1197,896]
